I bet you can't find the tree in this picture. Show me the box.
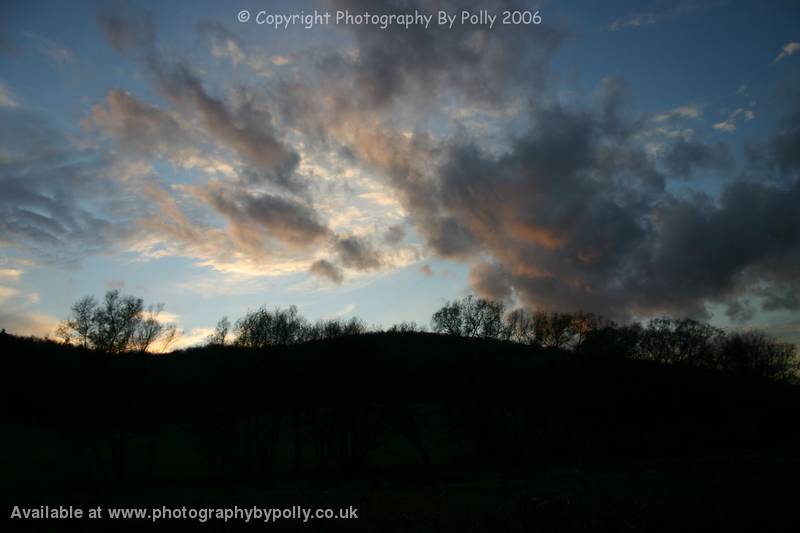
[715,330,799,382]
[505,308,537,345]
[386,321,424,333]
[129,303,177,353]
[207,316,231,346]
[532,311,574,349]
[578,322,643,359]
[639,317,722,367]
[58,290,176,353]
[431,296,508,339]
[431,300,463,336]
[57,296,97,349]
[233,306,309,348]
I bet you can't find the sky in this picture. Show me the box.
[0,0,798,348]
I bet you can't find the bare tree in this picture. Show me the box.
[505,308,537,345]
[234,306,309,348]
[532,311,574,349]
[386,321,424,333]
[431,300,463,336]
[57,296,97,348]
[715,330,798,381]
[207,316,231,346]
[431,296,509,339]
[58,290,176,353]
[130,303,176,353]
[639,317,722,366]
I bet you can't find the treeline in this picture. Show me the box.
[207,306,369,347]
[430,296,799,382]
[54,291,798,382]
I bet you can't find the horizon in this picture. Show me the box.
[1,0,799,349]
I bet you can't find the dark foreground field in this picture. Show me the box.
[2,332,799,531]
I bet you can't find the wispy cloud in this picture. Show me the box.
[773,41,800,64]
[326,303,355,319]
[23,32,74,64]
[0,81,19,108]
[653,104,702,122]
[608,4,697,31]
[713,108,755,133]
[0,268,23,280]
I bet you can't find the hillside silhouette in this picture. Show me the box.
[2,324,800,531]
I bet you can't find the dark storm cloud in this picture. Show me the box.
[0,108,137,265]
[661,138,731,178]
[82,0,799,324]
[623,178,800,317]
[149,61,300,192]
[390,81,800,320]
[469,261,513,303]
[269,0,800,320]
[760,287,800,311]
[309,259,344,284]
[97,8,302,192]
[323,0,563,108]
[744,83,800,182]
[764,91,800,176]
[383,224,405,245]
[96,8,155,58]
[201,185,330,249]
[725,299,755,323]
[334,235,382,270]
[432,99,651,318]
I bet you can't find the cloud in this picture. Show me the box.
[199,184,330,250]
[608,4,697,31]
[271,55,291,66]
[23,32,74,64]
[320,0,563,109]
[96,7,155,58]
[0,107,140,265]
[334,235,382,271]
[713,108,755,133]
[661,138,731,178]
[653,104,701,122]
[760,321,800,346]
[326,303,355,319]
[0,81,19,108]
[469,261,512,303]
[383,224,405,245]
[84,89,194,159]
[773,41,800,64]
[98,8,302,193]
[335,69,798,321]
[0,268,23,280]
[198,21,245,65]
[309,259,343,284]
[0,285,21,303]
[171,327,214,350]
[0,308,58,337]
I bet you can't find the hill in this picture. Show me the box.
[2,332,799,531]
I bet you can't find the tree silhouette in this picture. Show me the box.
[57,290,176,353]
[716,330,798,381]
[207,316,231,346]
[431,295,508,339]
